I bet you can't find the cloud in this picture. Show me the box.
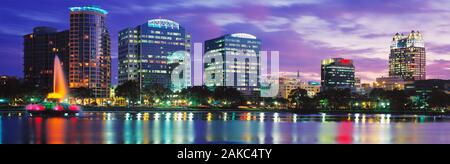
[209,14,290,33]
[209,13,246,26]
[16,11,64,24]
[0,26,28,36]
[251,16,290,32]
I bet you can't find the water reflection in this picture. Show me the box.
[0,112,450,144]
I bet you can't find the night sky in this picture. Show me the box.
[0,0,449,84]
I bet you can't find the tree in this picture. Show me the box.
[386,89,409,111]
[116,81,140,105]
[369,89,410,111]
[427,90,450,110]
[317,88,353,110]
[0,77,23,98]
[288,88,310,109]
[212,87,245,107]
[142,84,171,106]
[180,86,212,107]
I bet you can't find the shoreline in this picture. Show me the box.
[1,106,448,115]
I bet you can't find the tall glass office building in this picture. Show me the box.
[24,27,69,94]
[389,31,426,81]
[321,58,355,91]
[69,6,111,98]
[118,19,191,91]
[204,33,261,97]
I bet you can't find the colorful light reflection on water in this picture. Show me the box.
[1,111,450,144]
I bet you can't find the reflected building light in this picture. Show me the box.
[188,112,194,121]
[321,113,326,123]
[246,113,251,121]
[177,112,183,121]
[137,113,142,120]
[154,113,161,120]
[273,113,280,122]
[293,114,298,122]
[223,112,228,121]
[386,114,391,124]
[259,113,265,122]
[380,114,386,124]
[207,113,212,121]
[183,112,187,121]
[143,113,150,120]
[355,113,360,123]
[361,114,367,124]
[125,113,131,120]
[165,113,172,120]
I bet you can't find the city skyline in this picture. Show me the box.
[0,0,449,84]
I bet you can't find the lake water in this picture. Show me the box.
[1,111,450,144]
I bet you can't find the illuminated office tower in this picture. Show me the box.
[118,19,191,91]
[69,6,111,98]
[321,58,355,91]
[204,33,261,97]
[389,31,426,81]
[24,27,69,93]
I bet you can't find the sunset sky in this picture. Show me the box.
[0,0,449,84]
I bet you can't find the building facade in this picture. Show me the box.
[69,6,111,98]
[321,58,355,91]
[389,31,426,81]
[277,75,301,99]
[204,33,261,97]
[24,27,69,93]
[375,76,408,91]
[300,81,321,98]
[118,19,191,91]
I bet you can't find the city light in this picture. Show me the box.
[69,6,108,14]
[1,0,450,147]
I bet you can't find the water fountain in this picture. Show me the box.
[26,56,81,116]
[47,55,68,101]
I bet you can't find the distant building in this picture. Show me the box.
[277,74,301,99]
[24,27,69,93]
[0,76,21,99]
[321,58,355,91]
[300,81,321,97]
[69,6,111,98]
[361,83,373,95]
[118,19,191,91]
[389,31,426,81]
[204,33,261,98]
[405,79,450,98]
[0,76,18,86]
[374,76,408,91]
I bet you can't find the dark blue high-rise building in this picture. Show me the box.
[321,58,356,91]
[118,19,191,90]
[204,33,261,98]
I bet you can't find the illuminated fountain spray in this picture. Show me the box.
[47,56,68,102]
[26,55,80,115]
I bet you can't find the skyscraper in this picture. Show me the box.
[69,6,111,98]
[321,58,355,91]
[389,31,426,81]
[24,27,69,93]
[204,33,261,97]
[118,19,191,91]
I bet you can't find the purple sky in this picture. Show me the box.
[0,0,449,84]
